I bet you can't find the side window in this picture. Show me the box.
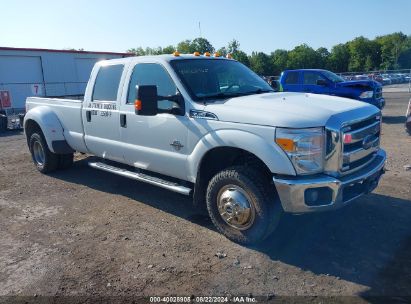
[127,63,177,110]
[92,65,124,101]
[304,72,326,85]
[285,72,299,85]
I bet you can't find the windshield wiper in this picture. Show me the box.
[242,89,274,95]
[198,89,274,103]
[198,92,243,101]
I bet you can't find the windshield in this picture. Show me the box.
[170,59,274,101]
[322,70,345,83]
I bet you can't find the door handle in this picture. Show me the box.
[120,114,127,128]
[86,110,91,122]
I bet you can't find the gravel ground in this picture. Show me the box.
[0,91,410,303]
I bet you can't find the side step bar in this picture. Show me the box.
[88,162,192,196]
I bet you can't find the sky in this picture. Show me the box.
[1,0,411,54]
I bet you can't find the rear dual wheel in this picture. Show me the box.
[29,131,73,173]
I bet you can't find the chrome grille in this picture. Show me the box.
[324,110,382,177]
[341,114,381,174]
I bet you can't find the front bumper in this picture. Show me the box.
[273,149,386,213]
[360,97,385,109]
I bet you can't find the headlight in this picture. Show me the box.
[275,127,324,175]
[359,91,374,99]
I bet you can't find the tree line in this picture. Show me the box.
[128,32,411,76]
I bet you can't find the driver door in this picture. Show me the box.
[119,62,189,180]
[302,71,330,94]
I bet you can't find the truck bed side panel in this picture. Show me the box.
[25,97,87,152]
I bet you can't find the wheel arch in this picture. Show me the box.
[24,106,67,153]
[188,129,296,207]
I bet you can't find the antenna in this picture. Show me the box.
[199,22,202,38]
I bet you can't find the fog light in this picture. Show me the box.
[306,189,319,202]
[305,187,333,206]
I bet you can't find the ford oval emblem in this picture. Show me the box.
[362,135,374,150]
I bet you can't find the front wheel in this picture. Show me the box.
[206,166,282,245]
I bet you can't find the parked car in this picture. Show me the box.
[381,75,392,85]
[389,74,401,84]
[354,75,369,81]
[0,90,25,132]
[24,54,386,244]
[369,74,384,85]
[279,69,385,109]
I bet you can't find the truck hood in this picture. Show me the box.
[203,92,378,128]
[336,80,380,90]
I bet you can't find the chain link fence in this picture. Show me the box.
[264,69,411,94]
[337,69,411,94]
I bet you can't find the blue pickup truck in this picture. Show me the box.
[279,69,385,109]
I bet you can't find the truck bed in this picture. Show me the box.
[25,97,87,152]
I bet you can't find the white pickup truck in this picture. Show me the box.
[24,53,386,244]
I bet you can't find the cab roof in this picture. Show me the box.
[96,54,232,66]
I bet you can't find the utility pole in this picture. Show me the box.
[199,22,202,38]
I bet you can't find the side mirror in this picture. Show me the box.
[135,85,158,116]
[269,80,279,91]
[316,79,328,86]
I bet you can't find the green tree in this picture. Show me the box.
[176,40,196,54]
[162,45,176,54]
[233,50,250,67]
[128,47,147,56]
[227,39,241,54]
[316,47,330,68]
[192,38,215,54]
[220,39,250,66]
[217,47,228,57]
[128,45,176,56]
[270,49,288,75]
[287,44,321,69]
[328,43,350,72]
[347,37,380,71]
[249,52,273,75]
[397,35,411,68]
[376,32,407,69]
[128,32,411,72]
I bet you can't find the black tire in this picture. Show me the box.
[406,122,411,135]
[206,166,282,245]
[58,153,74,170]
[29,132,59,173]
[0,115,7,133]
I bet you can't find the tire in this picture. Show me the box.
[206,166,282,245]
[58,153,74,170]
[29,132,59,173]
[0,115,7,133]
[406,121,411,136]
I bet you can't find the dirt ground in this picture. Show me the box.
[0,90,410,303]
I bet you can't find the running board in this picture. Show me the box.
[88,162,192,196]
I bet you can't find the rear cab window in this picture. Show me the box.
[92,64,124,101]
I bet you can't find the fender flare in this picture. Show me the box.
[186,129,296,182]
[24,106,69,153]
